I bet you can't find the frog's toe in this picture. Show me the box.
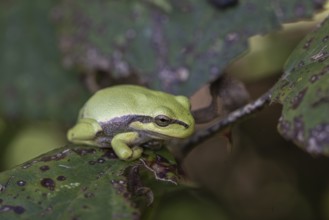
[116,148,133,160]
[130,146,143,160]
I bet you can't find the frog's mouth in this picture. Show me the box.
[139,130,183,140]
[140,139,164,150]
[170,119,189,129]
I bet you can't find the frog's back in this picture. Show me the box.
[80,85,159,122]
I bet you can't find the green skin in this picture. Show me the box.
[67,85,195,161]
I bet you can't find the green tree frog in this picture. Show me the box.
[67,85,195,160]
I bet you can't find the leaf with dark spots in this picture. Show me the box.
[0,145,182,219]
[271,16,329,155]
[54,0,323,96]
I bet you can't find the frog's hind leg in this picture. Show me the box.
[67,118,103,146]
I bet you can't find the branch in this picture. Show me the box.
[181,91,272,156]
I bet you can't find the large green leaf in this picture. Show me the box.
[0,0,89,122]
[0,145,181,219]
[56,0,323,96]
[271,16,329,155]
[0,1,324,121]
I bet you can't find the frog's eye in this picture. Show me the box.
[154,115,172,127]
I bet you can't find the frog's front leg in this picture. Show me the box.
[111,132,143,160]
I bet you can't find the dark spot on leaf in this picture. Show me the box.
[308,123,329,153]
[0,205,25,214]
[225,32,239,44]
[291,88,307,109]
[102,149,117,159]
[309,74,319,83]
[97,158,105,163]
[41,206,53,216]
[279,116,306,146]
[84,192,95,199]
[71,215,81,220]
[323,35,329,42]
[82,205,89,209]
[311,50,329,62]
[40,165,50,172]
[72,148,96,156]
[57,176,66,181]
[40,150,69,162]
[0,199,3,204]
[319,65,329,76]
[96,171,105,179]
[311,92,329,107]
[155,155,169,163]
[207,0,238,9]
[303,38,314,49]
[111,180,129,197]
[88,160,96,165]
[12,194,19,199]
[13,206,25,214]
[40,178,56,191]
[293,116,305,143]
[16,180,26,186]
[81,187,88,192]
[297,60,305,68]
[21,162,32,169]
[310,65,329,83]
[318,52,329,62]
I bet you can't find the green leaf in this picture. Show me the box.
[56,0,323,96]
[271,16,329,155]
[0,0,89,122]
[0,0,323,121]
[0,145,181,219]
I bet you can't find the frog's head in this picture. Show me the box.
[130,94,195,139]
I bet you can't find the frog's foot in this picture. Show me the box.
[113,146,143,161]
[130,146,143,160]
[112,142,143,161]
[112,132,143,161]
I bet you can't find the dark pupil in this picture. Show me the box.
[155,115,171,127]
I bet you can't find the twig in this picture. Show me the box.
[181,91,272,156]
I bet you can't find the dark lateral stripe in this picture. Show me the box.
[131,115,189,128]
[104,115,189,128]
[171,119,189,128]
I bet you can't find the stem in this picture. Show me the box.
[181,91,272,156]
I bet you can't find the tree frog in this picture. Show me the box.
[67,85,195,161]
